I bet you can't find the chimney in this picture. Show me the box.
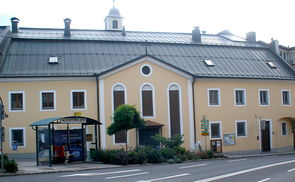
[122,26,126,36]
[192,26,201,43]
[64,18,71,37]
[246,32,256,43]
[11,17,20,33]
[271,38,280,53]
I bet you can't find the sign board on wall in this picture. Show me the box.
[60,118,86,124]
[223,134,236,145]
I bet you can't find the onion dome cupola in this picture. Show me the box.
[104,6,124,30]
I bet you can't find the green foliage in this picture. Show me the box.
[4,159,18,173]
[0,154,9,168]
[197,150,215,159]
[141,147,163,163]
[160,147,176,159]
[107,105,145,135]
[151,134,184,148]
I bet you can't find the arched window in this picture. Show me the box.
[112,20,118,29]
[169,84,181,137]
[113,84,126,143]
[141,84,154,117]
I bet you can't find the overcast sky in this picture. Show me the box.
[1,0,294,46]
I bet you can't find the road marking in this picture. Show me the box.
[179,163,207,169]
[106,172,149,179]
[136,173,190,182]
[194,159,295,182]
[59,169,141,177]
[226,159,247,163]
[287,168,295,172]
[257,178,271,182]
[262,156,278,159]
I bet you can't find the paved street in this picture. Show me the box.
[1,154,295,182]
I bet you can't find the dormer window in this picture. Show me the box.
[48,57,58,64]
[204,59,214,66]
[112,20,118,29]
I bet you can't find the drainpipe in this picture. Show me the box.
[95,74,101,149]
[192,77,197,145]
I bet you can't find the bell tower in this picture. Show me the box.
[104,1,124,30]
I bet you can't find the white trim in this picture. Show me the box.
[140,64,153,77]
[207,88,221,107]
[167,83,183,137]
[209,121,222,139]
[187,80,195,149]
[234,88,247,106]
[9,127,26,148]
[281,121,288,136]
[99,56,193,80]
[281,89,292,106]
[111,83,128,145]
[140,83,156,118]
[258,119,273,151]
[258,89,270,106]
[8,91,25,112]
[40,90,56,111]
[99,79,106,149]
[70,89,87,111]
[235,120,248,138]
[0,77,96,82]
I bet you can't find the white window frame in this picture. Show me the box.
[234,88,247,106]
[140,64,153,77]
[207,88,221,107]
[281,121,288,136]
[235,120,248,138]
[8,91,25,112]
[40,90,56,111]
[111,83,128,145]
[70,89,87,110]
[281,89,291,106]
[258,89,270,106]
[167,83,184,137]
[140,83,156,118]
[209,121,222,139]
[9,127,26,148]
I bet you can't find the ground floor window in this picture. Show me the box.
[210,121,222,139]
[235,120,247,137]
[281,122,287,136]
[9,128,25,147]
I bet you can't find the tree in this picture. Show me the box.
[107,104,145,150]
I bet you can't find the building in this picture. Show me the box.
[1,6,295,159]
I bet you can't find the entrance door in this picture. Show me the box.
[139,128,160,148]
[261,120,271,152]
[293,132,295,150]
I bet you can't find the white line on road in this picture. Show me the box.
[106,172,149,179]
[179,163,207,169]
[59,169,141,177]
[136,173,190,182]
[287,168,295,172]
[257,178,271,182]
[194,159,295,182]
[226,159,247,163]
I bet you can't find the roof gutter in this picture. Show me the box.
[192,77,197,145]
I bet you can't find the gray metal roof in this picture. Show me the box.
[1,34,295,79]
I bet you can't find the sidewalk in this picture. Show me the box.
[0,151,294,176]
[0,160,120,176]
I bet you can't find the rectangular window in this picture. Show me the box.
[40,91,55,111]
[10,128,25,147]
[142,90,154,116]
[282,90,291,106]
[9,91,25,111]
[71,90,86,110]
[210,122,222,139]
[259,89,270,106]
[208,89,220,106]
[235,89,246,106]
[235,120,247,137]
[281,122,287,136]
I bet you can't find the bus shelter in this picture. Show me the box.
[30,116,101,167]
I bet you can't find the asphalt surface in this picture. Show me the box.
[1,154,295,182]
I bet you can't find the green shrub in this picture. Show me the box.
[197,150,215,159]
[140,147,163,163]
[0,154,9,168]
[160,147,176,160]
[4,159,18,173]
[151,134,184,148]
[90,149,105,162]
